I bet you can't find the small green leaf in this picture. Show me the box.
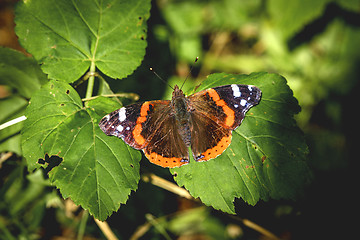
[171,72,311,214]
[21,80,141,220]
[15,0,151,82]
[0,47,47,98]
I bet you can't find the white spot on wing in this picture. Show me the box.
[105,114,110,121]
[231,84,241,97]
[234,104,239,108]
[119,108,126,122]
[248,86,253,91]
[126,126,130,131]
[117,125,124,132]
[240,99,247,107]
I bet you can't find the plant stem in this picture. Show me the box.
[85,62,97,102]
[94,218,119,240]
[0,115,27,130]
[77,210,89,240]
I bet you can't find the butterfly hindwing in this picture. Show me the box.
[143,114,190,168]
[190,110,232,161]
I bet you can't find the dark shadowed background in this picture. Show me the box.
[0,0,359,239]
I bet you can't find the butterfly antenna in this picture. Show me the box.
[150,67,173,90]
[180,56,199,90]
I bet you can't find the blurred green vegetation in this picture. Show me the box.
[1,0,359,239]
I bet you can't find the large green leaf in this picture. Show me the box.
[15,0,150,82]
[170,72,311,214]
[21,80,141,220]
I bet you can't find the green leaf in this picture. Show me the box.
[0,47,47,154]
[336,0,360,12]
[0,47,47,98]
[15,0,151,82]
[267,0,330,40]
[21,80,141,220]
[171,72,310,214]
[166,207,227,239]
[0,96,28,155]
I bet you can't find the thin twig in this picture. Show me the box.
[0,116,27,131]
[129,221,152,240]
[143,173,280,240]
[77,211,89,240]
[94,218,118,240]
[242,219,281,240]
[141,173,193,200]
[145,214,172,240]
[130,208,205,240]
[81,93,140,102]
[64,199,79,218]
[0,152,13,168]
[229,215,281,240]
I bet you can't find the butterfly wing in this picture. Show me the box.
[99,102,151,149]
[190,110,232,161]
[142,113,190,168]
[99,100,189,168]
[99,84,261,167]
[188,84,261,161]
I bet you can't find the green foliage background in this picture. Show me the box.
[0,0,359,239]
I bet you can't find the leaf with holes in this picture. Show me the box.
[21,80,141,220]
[170,72,311,214]
[15,0,150,82]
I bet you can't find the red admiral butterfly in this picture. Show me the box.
[99,83,261,168]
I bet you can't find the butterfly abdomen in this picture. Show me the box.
[172,94,192,147]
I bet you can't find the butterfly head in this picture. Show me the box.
[172,85,185,99]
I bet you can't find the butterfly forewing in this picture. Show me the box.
[99,103,144,149]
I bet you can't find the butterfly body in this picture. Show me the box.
[171,85,192,147]
[99,84,261,168]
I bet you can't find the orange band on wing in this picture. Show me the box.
[133,124,145,145]
[132,102,153,146]
[207,88,221,101]
[199,134,232,161]
[207,89,235,127]
[145,151,188,168]
[140,102,151,116]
